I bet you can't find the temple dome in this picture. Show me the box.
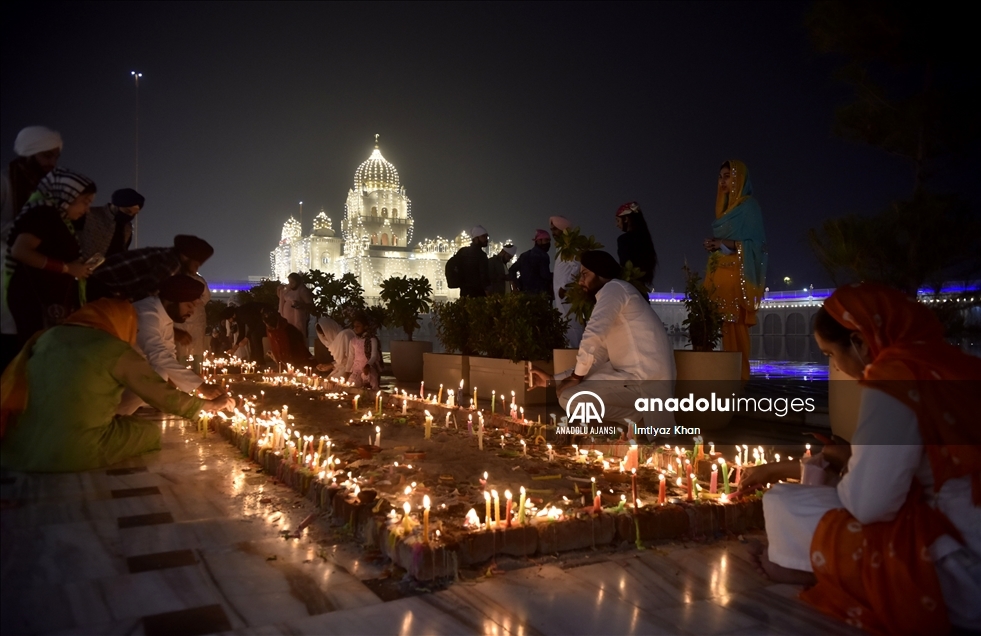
[281,216,302,242]
[354,135,400,192]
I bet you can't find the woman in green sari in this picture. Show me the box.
[702,160,767,381]
[1,298,233,472]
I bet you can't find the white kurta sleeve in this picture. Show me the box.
[574,282,625,377]
[836,388,923,525]
[136,298,204,394]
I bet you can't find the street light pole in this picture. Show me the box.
[131,71,142,247]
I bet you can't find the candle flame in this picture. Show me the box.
[423,495,431,510]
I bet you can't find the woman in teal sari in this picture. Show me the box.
[702,160,767,381]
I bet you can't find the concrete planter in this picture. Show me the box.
[423,352,469,393]
[829,363,862,442]
[552,348,578,376]
[468,356,554,405]
[390,340,433,382]
[673,350,743,430]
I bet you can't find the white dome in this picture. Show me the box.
[281,217,302,242]
[354,136,400,192]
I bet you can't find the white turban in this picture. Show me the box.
[549,216,573,232]
[14,126,63,157]
[502,244,516,256]
[470,225,488,238]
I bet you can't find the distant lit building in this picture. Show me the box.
[271,136,504,299]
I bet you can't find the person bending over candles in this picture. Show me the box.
[0,298,233,472]
[315,315,355,376]
[346,312,381,390]
[118,275,224,415]
[529,250,675,440]
[740,283,980,633]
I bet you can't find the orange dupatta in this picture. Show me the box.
[801,283,981,634]
[0,298,137,439]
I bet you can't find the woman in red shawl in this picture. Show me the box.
[742,282,980,634]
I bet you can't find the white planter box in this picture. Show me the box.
[423,352,469,393]
[469,356,554,406]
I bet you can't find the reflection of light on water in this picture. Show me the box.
[750,360,828,381]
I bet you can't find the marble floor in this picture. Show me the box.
[1,414,859,636]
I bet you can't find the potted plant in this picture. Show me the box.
[674,265,742,430]
[380,275,433,382]
[467,293,567,406]
[552,229,603,370]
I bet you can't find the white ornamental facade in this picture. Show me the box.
[271,137,500,300]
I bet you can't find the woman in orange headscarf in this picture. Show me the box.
[1,298,233,472]
[703,160,767,381]
[743,283,981,633]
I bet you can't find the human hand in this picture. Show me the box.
[362,364,371,374]
[820,444,852,473]
[202,395,235,412]
[529,366,551,389]
[702,238,721,252]
[66,261,93,279]
[197,384,224,400]
[737,462,798,493]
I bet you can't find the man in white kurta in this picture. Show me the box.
[537,250,675,435]
[119,276,223,414]
[550,216,584,348]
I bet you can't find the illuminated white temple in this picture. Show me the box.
[271,136,503,299]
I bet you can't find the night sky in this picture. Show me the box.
[1,1,928,291]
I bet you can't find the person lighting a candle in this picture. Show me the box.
[1,299,234,472]
[741,283,981,633]
[528,251,675,441]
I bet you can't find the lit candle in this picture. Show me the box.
[375,426,381,448]
[473,386,478,408]
[423,495,431,543]
[424,410,433,440]
[624,443,639,471]
[687,472,695,502]
[517,486,526,525]
[491,390,496,413]
[547,443,554,462]
[492,490,500,528]
[500,435,505,449]
[446,389,454,408]
[420,381,424,398]
[438,384,443,404]
[353,395,359,411]
[805,443,812,457]
[658,473,666,504]
[631,468,638,509]
[500,394,505,412]
[505,490,513,528]
[710,464,718,494]
[709,441,715,455]
[718,457,730,495]
[484,491,492,529]
[590,476,597,500]
[521,439,527,456]
[735,455,742,487]
[402,399,407,415]
[402,501,412,533]
[468,414,473,436]
[478,416,484,451]
[376,391,382,415]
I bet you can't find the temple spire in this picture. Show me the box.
[374,133,379,149]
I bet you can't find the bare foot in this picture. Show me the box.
[759,549,816,586]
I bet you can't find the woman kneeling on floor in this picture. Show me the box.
[1,298,233,472]
[741,282,980,633]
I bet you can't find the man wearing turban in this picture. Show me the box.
[77,187,145,260]
[509,230,553,296]
[119,275,225,415]
[531,250,675,438]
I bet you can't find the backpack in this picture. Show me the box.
[445,250,463,289]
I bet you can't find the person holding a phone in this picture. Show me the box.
[4,167,97,347]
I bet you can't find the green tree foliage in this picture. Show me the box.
[806,1,980,331]
[563,263,650,327]
[682,265,724,352]
[380,275,433,341]
[553,228,603,263]
[236,279,280,307]
[303,270,366,324]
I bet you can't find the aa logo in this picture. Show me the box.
[566,391,605,424]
